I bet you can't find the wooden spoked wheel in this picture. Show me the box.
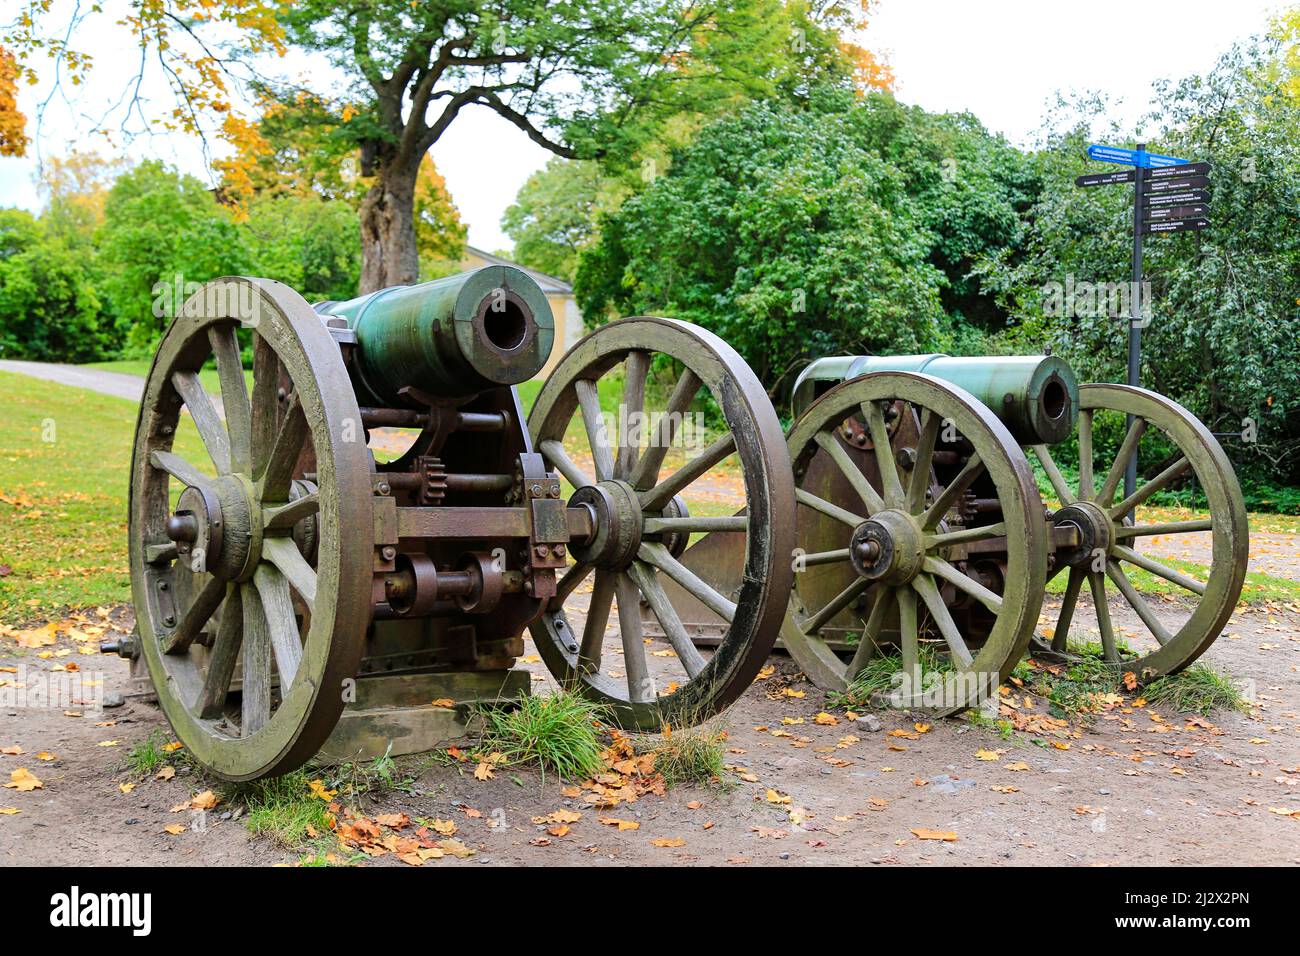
[528,317,795,730]
[1030,384,1248,677]
[781,372,1047,713]
[128,278,374,781]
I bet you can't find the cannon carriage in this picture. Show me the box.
[121,268,795,780]
[655,352,1249,712]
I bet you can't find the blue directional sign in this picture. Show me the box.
[1087,144,1189,168]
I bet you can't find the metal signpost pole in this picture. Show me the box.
[1126,143,1146,507]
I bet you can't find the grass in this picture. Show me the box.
[1012,646,1247,721]
[476,688,610,780]
[125,730,172,776]
[236,770,334,848]
[828,643,955,710]
[641,721,728,788]
[1044,552,1300,604]
[84,359,254,396]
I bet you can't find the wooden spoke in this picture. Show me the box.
[802,576,870,636]
[249,333,280,475]
[1087,570,1119,662]
[642,515,748,534]
[1114,518,1213,538]
[615,572,653,704]
[539,439,596,490]
[913,574,974,668]
[150,450,214,493]
[920,452,984,530]
[922,556,1003,614]
[1113,544,1207,596]
[209,324,253,473]
[161,574,226,654]
[615,350,649,479]
[575,379,615,481]
[259,393,309,501]
[253,564,303,689]
[144,542,178,565]
[927,522,1007,548]
[846,586,893,678]
[627,561,708,679]
[639,432,736,513]
[798,547,852,568]
[579,570,615,673]
[550,561,593,610]
[196,584,242,718]
[813,430,885,515]
[1077,410,1095,499]
[240,581,272,737]
[898,586,919,689]
[637,541,736,623]
[263,493,319,531]
[795,488,867,529]
[1096,418,1147,507]
[1031,444,1076,506]
[628,368,701,490]
[863,401,905,508]
[907,409,941,513]
[171,370,232,475]
[1105,560,1171,646]
[262,537,317,611]
[1108,457,1190,519]
[1052,566,1086,652]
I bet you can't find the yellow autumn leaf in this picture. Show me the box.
[765,789,791,805]
[4,768,41,791]
[119,782,135,794]
[910,827,958,841]
[163,824,186,835]
[650,837,685,847]
[308,779,337,800]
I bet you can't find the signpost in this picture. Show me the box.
[1078,143,1212,504]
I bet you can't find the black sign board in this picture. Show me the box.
[1144,203,1209,221]
[1147,161,1211,179]
[1146,174,1210,192]
[1141,217,1209,234]
[1143,188,1210,207]
[1076,170,1136,187]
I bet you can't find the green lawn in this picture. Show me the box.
[85,359,254,395]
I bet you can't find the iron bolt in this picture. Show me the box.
[377,481,391,496]
[535,545,549,557]
[381,546,396,561]
[554,544,565,557]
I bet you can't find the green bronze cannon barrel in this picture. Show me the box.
[316,266,555,405]
[792,353,1078,445]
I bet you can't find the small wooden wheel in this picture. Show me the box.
[1030,384,1248,677]
[781,372,1047,713]
[128,278,374,780]
[528,317,795,730]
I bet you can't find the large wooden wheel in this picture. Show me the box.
[128,278,374,781]
[781,372,1048,713]
[528,318,795,730]
[1030,384,1248,677]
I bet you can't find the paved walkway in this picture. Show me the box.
[0,360,145,402]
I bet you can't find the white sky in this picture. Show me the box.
[0,0,1287,251]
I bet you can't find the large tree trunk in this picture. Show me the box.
[359,160,421,293]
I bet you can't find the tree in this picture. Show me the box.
[574,88,1035,390]
[243,194,361,301]
[0,210,107,362]
[412,155,467,278]
[0,45,27,156]
[37,150,129,246]
[97,161,250,350]
[501,158,610,280]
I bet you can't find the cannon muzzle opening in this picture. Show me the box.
[316,265,555,405]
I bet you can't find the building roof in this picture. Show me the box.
[464,245,573,295]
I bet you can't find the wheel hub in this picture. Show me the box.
[850,509,926,584]
[164,475,258,580]
[1053,501,1114,568]
[568,480,643,569]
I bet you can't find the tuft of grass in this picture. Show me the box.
[1142,663,1247,716]
[125,730,170,776]
[477,689,609,780]
[238,770,333,848]
[828,644,954,710]
[643,722,727,788]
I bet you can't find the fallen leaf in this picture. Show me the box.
[191,790,219,810]
[430,698,456,709]
[308,779,337,801]
[650,837,685,847]
[155,766,176,781]
[119,782,135,794]
[765,788,791,805]
[910,828,958,841]
[4,768,42,791]
[598,817,640,830]
[163,824,186,835]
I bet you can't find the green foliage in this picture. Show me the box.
[0,211,109,362]
[477,689,609,780]
[643,723,728,788]
[98,161,250,352]
[125,730,172,776]
[575,89,1034,390]
[244,194,360,300]
[502,158,610,281]
[238,770,333,848]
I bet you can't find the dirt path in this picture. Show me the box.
[3,594,1297,867]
